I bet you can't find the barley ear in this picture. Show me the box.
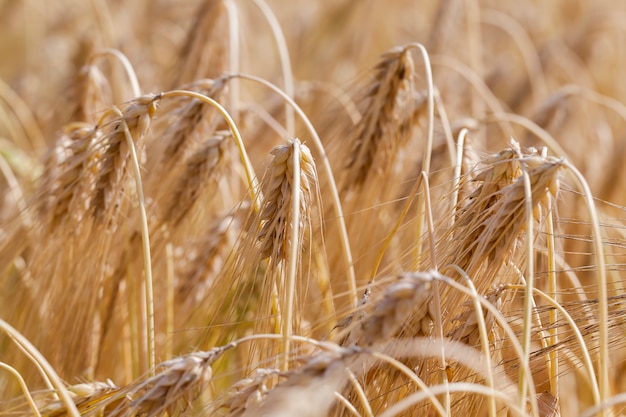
[340,272,435,347]
[163,131,229,226]
[342,45,418,191]
[90,94,159,225]
[257,139,316,369]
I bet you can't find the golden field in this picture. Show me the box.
[2,1,626,416]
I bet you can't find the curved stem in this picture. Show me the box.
[159,89,261,211]
[0,77,46,151]
[227,73,357,305]
[90,48,142,98]
[563,161,609,412]
[224,0,240,122]
[248,0,295,135]
[111,105,155,374]
[436,270,538,410]
[506,285,600,405]
[378,382,529,417]
[445,265,497,417]
[0,362,41,417]
[0,319,80,417]
[405,43,434,270]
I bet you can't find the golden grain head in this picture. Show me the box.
[1,2,625,417]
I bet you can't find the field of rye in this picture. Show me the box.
[2,0,626,416]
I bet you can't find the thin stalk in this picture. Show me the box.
[281,140,302,371]
[0,319,80,417]
[563,161,610,413]
[248,0,295,135]
[165,238,175,360]
[421,173,450,416]
[450,128,468,225]
[126,236,141,380]
[370,351,446,417]
[0,77,46,151]
[506,285,600,405]
[518,158,535,413]
[112,106,155,375]
[90,48,142,98]
[159,89,261,211]
[346,369,374,417]
[224,0,240,122]
[436,270,538,414]
[0,362,41,417]
[228,73,357,305]
[0,152,32,230]
[545,200,559,397]
[378,382,529,417]
[335,392,362,417]
[405,43,435,271]
[370,174,424,281]
[434,91,457,166]
[446,265,497,417]
[465,0,484,118]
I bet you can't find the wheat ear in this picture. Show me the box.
[240,348,354,417]
[257,139,315,369]
[160,79,227,172]
[339,272,435,347]
[164,131,229,226]
[104,345,233,417]
[160,89,261,210]
[38,123,100,233]
[342,45,417,191]
[90,94,159,223]
[231,73,357,305]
